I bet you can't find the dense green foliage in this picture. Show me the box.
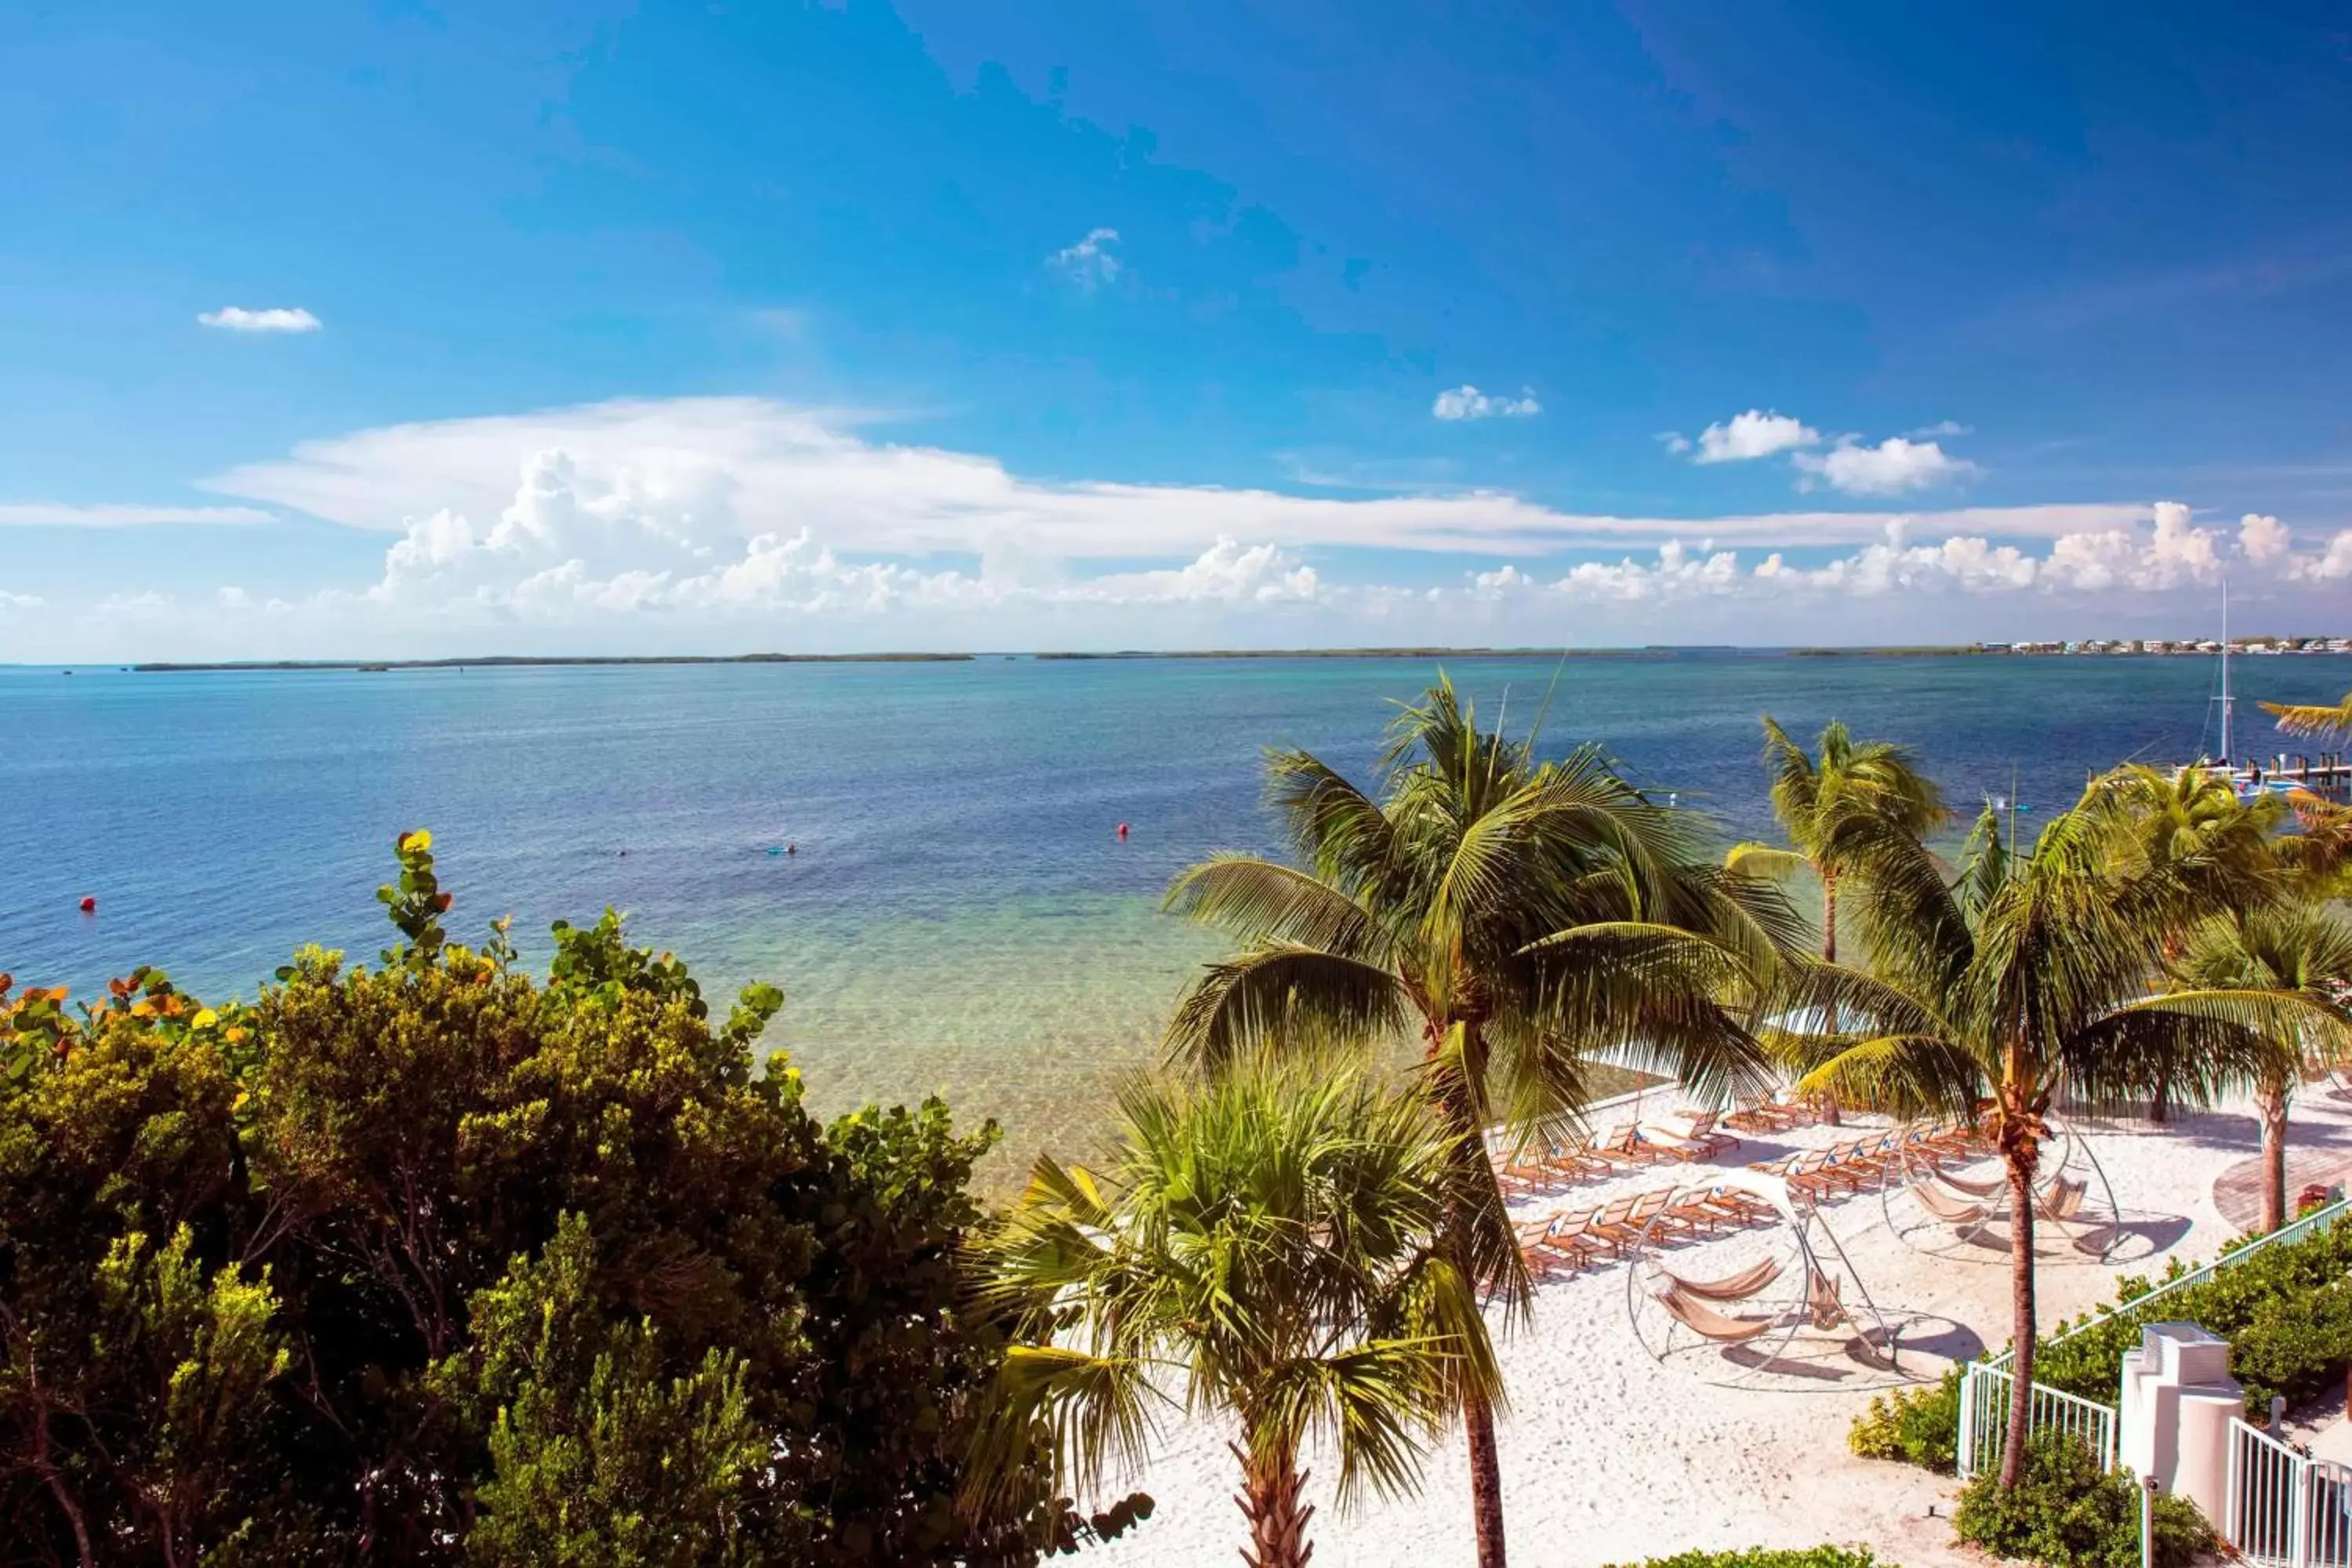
[1602,1550,1887,1568]
[2033,1214,2352,1412]
[1846,1367,1962,1473]
[0,833,1111,1566]
[1952,1436,2212,1568]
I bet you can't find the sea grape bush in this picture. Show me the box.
[0,833,1131,1566]
[1846,1366,1963,1472]
[1952,1434,2211,1568]
[1602,1549,1890,1568]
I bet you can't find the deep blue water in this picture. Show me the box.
[5,652,2347,1157]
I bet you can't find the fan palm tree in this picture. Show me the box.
[2259,689,2352,740]
[1771,802,2339,1487]
[967,1060,1498,1568]
[2073,764,2287,1120]
[1161,680,1799,1566]
[1726,717,1947,964]
[2172,908,2352,1232]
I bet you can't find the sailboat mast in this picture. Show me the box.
[2220,579,2233,767]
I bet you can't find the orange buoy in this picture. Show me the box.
[78,896,96,913]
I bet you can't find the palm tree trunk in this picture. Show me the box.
[2256,1077,2291,1234]
[2148,1062,2170,1125]
[1232,1440,1316,1568]
[1465,1394,1507,1568]
[1999,1129,2039,1490]
[1425,1017,1508,1568]
[1820,866,1837,964]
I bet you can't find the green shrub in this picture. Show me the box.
[1604,1549,1886,1568]
[1847,1367,1962,1472]
[1953,1435,2212,1568]
[2025,1214,2352,1412]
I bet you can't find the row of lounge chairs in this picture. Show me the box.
[1514,1181,1781,1277]
[1746,1124,1984,1205]
[1490,1110,1741,1195]
[1512,1121,1993,1280]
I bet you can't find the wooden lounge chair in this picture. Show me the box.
[1686,1184,1779,1228]
[1595,1191,1672,1248]
[1641,1110,1739,1162]
[1661,1187,1732,1236]
[1584,1123,1667,1170]
[1724,1094,1795,1134]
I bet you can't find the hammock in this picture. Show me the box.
[1914,1181,1991,1225]
[1934,1169,2006,1200]
[1657,1285,1780,1345]
[2037,1176,2088,1223]
[1657,1257,1784,1303]
[1806,1268,1849,1330]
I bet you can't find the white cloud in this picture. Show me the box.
[1432,385,1542,421]
[1792,436,1976,496]
[2296,529,2352,582]
[0,503,275,528]
[208,397,2154,563]
[0,590,45,609]
[1689,410,1820,463]
[198,307,322,334]
[2239,512,2292,563]
[1048,227,1121,287]
[1907,420,1973,438]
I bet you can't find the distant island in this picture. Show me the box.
[131,652,976,672]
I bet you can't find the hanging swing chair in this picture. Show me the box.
[1624,1169,1903,1386]
[1877,1109,2129,1263]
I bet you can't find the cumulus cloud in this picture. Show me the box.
[0,590,45,609]
[1432,385,1542,421]
[1792,436,1976,496]
[198,307,322,334]
[0,503,274,527]
[1689,410,1820,463]
[1048,227,1121,287]
[2239,512,2292,563]
[2296,529,2352,582]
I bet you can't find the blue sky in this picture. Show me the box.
[4,0,2350,657]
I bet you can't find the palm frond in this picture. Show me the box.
[1163,945,1410,1073]
[1163,855,1392,960]
[1725,842,1807,880]
[1794,1033,1984,1120]
[2262,693,2352,739]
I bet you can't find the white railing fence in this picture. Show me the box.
[1955,1361,2119,1480]
[2226,1417,2352,1568]
[1985,1196,2350,1374]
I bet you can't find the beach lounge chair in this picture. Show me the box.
[1640,1110,1739,1162]
[1595,1191,1672,1248]
[1584,1123,1667,1170]
[1724,1093,1799,1134]
[1515,1214,1606,1277]
[1755,1149,1838,1205]
[1661,1186,1733,1236]
[1687,1184,1780,1227]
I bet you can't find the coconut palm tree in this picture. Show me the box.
[1770,801,2338,1487]
[1726,717,1948,964]
[2259,689,2352,739]
[1160,680,1799,1566]
[2073,764,2287,1120]
[2172,908,2352,1232]
[967,1060,1498,1568]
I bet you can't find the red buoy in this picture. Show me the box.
[78,896,96,913]
[1116,822,1130,840]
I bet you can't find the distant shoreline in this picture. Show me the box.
[70,639,2350,673]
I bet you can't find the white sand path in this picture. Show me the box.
[1094,1085,2352,1568]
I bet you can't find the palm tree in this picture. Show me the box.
[1726,717,1947,964]
[2172,908,2352,1232]
[967,1060,1498,1568]
[2074,764,2285,1120]
[1772,801,2336,1487]
[1161,680,1798,1566]
[2259,689,2352,739]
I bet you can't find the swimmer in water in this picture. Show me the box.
[786,842,797,855]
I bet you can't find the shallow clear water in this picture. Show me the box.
[5,652,2347,1166]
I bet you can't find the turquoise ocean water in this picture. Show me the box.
[5,652,2348,1165]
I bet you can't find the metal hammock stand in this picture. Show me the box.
[1624,1168,1903,1387]
[1876,1111,2128,1264]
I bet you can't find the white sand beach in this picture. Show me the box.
[1098,1086,2352,1568]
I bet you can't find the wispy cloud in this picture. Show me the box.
[1906,419,1972,439]
[1047,227,1121,288]
[198,306,323,334]
[1432,384,1541,421]
[0,502,275,528]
